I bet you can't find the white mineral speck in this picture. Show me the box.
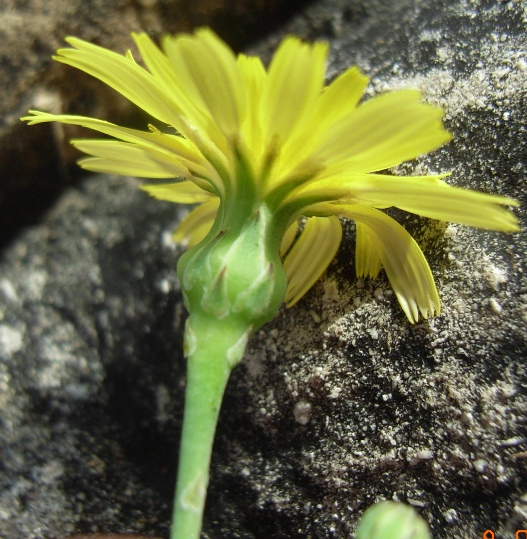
[484,263,508,291]
[328,387,342,399]
[416,449,434,460]
[444,224,457,238]
[473,459,488,473]
[374,288,384,301]
[161,230,177,249]
[25,270,47,300]
[294,401,313,425]
[499,437,526,447]
[158,278,171,294]
[408,498,426,508]
[0,279,18,303]
[443,509,458,523]
[155,384,171,424]
[0,325,24,357]
[489,297,502,314]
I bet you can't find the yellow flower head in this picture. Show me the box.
[23,28,519,323]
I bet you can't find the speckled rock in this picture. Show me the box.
[1,0,526,538]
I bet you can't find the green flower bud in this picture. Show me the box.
[355,501,431,539]
[178,207,287,336]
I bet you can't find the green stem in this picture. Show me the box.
[170,312,250,539]
[171,201,287,538]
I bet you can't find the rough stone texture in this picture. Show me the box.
[0,177,186,538]
[1,0,526,538]
[0,0,312,247]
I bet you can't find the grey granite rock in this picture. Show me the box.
[0,176,187,538]
[1,0,526,538]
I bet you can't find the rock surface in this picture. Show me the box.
[1,0,526,538]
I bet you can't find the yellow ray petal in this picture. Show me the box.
[237,54,266,154]
[279,221,299,258]
[72,139,189,178]
[55,37,184,129]
[355,221,382,279]
[314,90,452,172]
[173,198,220,247]
[328,204,440,323]
[161,29,245,139]
[131,33,214,139]
[282,173,448,216]
[352,206,439,322]
[284,216,342,307]
[289,171,519,232]
[261,37,328,150]
[141,181,214,204]
[336,173,519,232]
[22,112,216,190]
[316,67,369,124]
[51,37,233,188]
[275,67,369,181]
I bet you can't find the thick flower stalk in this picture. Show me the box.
[23,28,518,539]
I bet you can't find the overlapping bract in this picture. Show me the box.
[23,28,519,322]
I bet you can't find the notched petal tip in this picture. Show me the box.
[20,111,39,124]
[355,221,382,279]
[284,216,342,307]
[333,205,441,323]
